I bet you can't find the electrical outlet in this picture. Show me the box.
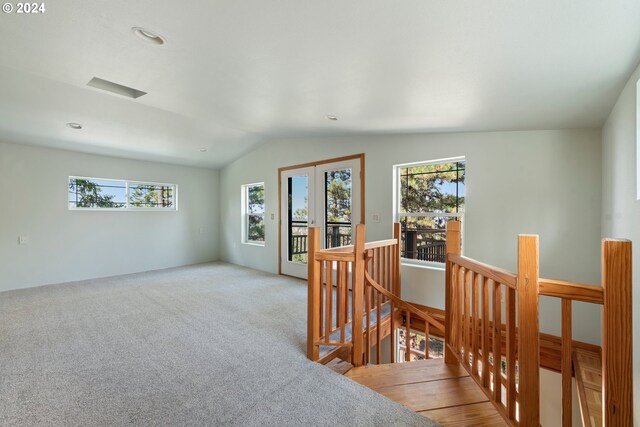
[371,213,381,223]
[270,213,275,220]
[18,236,29,245]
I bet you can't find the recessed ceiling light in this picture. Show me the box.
[66,122,83,130]
[325,115,339,121]
[131,27,166,45]
[199,147,208,153]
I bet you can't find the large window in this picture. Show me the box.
[395,158,465,264]
[68,177,177,210]
[243,182,265,244]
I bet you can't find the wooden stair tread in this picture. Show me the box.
[325,358,353,375]
[573,349,603,427]
[345,358,468,389]
[374,376,489,412]
[346,359,505,426]
[420,402,509,427]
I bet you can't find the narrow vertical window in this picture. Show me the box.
[243,183,265,244]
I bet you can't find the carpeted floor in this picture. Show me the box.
[0,262,440,426]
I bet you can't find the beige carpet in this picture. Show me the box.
[0,262,439,426]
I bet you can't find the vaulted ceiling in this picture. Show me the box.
[1,0,639,168]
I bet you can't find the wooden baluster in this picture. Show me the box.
[602,239,633,426]
[424,320,430,360]
[376,287,382,364]
[365,277,371,365]
[506,286,516,420]
[390,301,396,363]
[492,281,502,404]
[385,245,390,294]
[319,261,324,339]
[307,227,321,360]
[325,260,333,344]
[450,264,460,351]
[482,276,490,388]
[472,273,479,376]
[351,224,366,367]
[394,223,402,297]
[457,266,464,357]
[343,261,349,323]
[517,234,540,427]
[338,262,345,343]
[561,298,572,427]
[376,247,381,290]
[463,269,470,365]
[405,309,411,362]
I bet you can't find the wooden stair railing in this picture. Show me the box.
[307,223,444,367]
[444,220,633,427]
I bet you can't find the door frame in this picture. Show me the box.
[277,153,365,276]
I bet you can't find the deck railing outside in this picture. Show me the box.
[402,228,446,262]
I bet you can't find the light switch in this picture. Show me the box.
[18,236,29,245]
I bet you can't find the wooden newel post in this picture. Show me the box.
[307,227,321,361]
[602,239,633,426]
[352,223,366,366]
[517,235,540,427]
[445,220,461,364]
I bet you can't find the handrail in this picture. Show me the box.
[448,253,517,288]
[364,270,444,333]
[538,278,604,304]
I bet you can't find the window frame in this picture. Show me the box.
[242,182,266,246]
[68,176,178,211]
[393,157,465,268]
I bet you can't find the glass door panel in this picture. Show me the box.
[280,166,314,278]
[288,174,309,263]
[324,169,352,249]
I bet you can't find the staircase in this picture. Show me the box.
[306,222,633,427]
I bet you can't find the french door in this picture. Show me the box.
[280,156,362,279]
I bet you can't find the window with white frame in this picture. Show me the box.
[68,177,177,210]
[394,158,465,264]
[243,182,265,244]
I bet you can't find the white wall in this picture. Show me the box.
[601,61,640,426]
[0,142,219,291]
[220,129,602,343]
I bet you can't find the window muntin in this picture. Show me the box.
[395,159,465,264]
[68,177,177,210]
[244,183,265,244]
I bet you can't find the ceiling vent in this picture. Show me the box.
[86,77,147,99]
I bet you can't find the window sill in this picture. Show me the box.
[401,260,445,272]
[242,241,265,247]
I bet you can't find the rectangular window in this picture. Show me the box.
[68,177,177,210]
[243,182,265,244]
[394,158,465,264]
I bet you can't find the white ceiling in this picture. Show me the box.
[0,0,639,168]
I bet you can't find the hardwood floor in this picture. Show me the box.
[573,349,603,427]
[345,358,507,427]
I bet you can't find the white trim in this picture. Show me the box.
[396,212,462,218]
[241,182,266,245]
[394,155,465,169]
[392,158,465,265]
